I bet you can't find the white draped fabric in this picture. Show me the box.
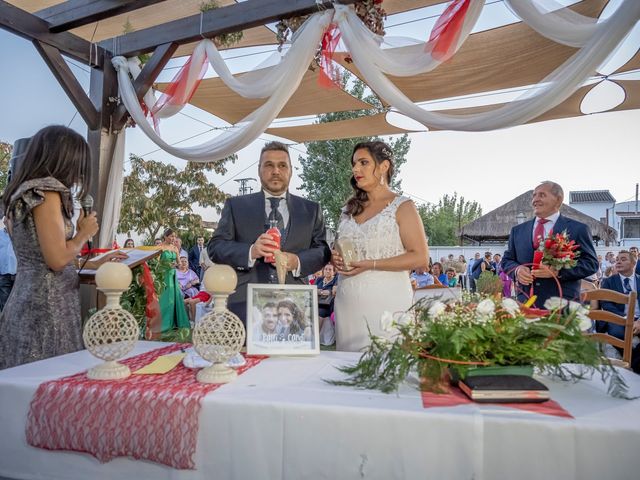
[334,1,640,131]
[335,0,485,76]
[505,0,599,48]
[98,130,126,249]
[111,10,333,163]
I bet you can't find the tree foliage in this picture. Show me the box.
[298,77,411,230]
[417,193,482,246]
[0,141,11,194]
[119,154,235,244]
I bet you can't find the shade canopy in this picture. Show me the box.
[5,0,639,143]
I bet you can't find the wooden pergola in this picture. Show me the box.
[0,0,358,220]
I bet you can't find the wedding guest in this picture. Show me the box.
[458,254,468,288]
[332,141,429,351]
[0,126,127,369]
[209,141,330,325]
[316,263,338,328]
[630,246,640,275]
[189,236,205,278]
[158,228,191,333]
[445,268,458,287]
[0,218,17,312]
[596,250,640,372]
[431,262,447,285]
[123,238,135,248]
[199,241,214,281]
[154,238,162,246]
[499,270,514,298]
[493,253,502,274]
[175,236,188,259]
[176,255,200,298]
[502,181,598,308]
[410,266,434,288]
[184,287,212,324]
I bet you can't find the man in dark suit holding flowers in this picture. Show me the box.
[501,181,599,308]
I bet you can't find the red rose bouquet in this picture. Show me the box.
[537,230,580,270]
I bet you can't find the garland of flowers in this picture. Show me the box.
[330,293,634,399]
[200,1,244,48]
[276,0,387,50]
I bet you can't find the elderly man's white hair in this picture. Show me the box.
[538,181,564,201]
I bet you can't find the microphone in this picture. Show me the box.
[80,194,94,253]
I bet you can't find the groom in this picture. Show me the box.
[208,141,331,324]
[501,181,598,307]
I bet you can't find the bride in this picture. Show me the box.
[332,141,429,352]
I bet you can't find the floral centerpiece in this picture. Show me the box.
[331,293,632,398]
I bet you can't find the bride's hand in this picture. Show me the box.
[331,249,344,271]
[338,259,373,277]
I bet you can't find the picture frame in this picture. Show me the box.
[246,284,320,355]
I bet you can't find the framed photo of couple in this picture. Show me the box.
[246,284,320,355]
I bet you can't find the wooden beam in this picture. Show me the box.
[112,42,179,130]
[33,40,99,130]
[36,0,166,33]
[98,0,357,57]
[0,0,104,64]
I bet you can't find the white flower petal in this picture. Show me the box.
[544,297,568,310]
[428,301,447,318]
[476,299,496,316]
[380,311,393,332]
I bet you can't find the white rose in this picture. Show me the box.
[394,312,413,325]
[544,297,568,311]
[567,301,583,313]
[501,298,520,316]
[577,312,593,331]
[524,317,541,324]
[476,299,495,317]
[380,311,393,332]
[428,301,447,318]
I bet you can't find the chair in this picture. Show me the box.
[582,288,637,368]
[579,279,599,310]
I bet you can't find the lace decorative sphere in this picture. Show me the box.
[193,310,245,363]
[83,307,139,362]
[193,309,245,384]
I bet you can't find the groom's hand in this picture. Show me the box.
[250,233,279,259]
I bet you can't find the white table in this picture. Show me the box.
[1,342,639,480]
[413,286,462,303]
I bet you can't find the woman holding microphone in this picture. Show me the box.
[0,126,125,369]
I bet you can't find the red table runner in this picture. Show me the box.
[26,344,267,469]
[421,386,573,419]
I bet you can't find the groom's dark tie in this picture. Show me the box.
[268,197,285,232]
[533,218,549,250]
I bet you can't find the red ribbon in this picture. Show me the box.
[428,0,471,61]
[140,261,162,340]
[79,247,112,257]
[319,23,343,88]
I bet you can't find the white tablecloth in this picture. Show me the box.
[1,342,639,480]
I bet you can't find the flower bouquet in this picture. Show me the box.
[534,230,580,271]
[330,293,632,398]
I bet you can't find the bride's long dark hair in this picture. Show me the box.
[344,141,395,217]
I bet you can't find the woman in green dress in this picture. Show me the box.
[158,228,191,332]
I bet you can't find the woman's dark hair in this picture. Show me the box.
[432,262,443,274]
[344,141,395,217]
[124,238,135,247]
[277,299,307,335]
[3,125,92,215]
[162,228,175,240]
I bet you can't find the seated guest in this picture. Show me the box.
[431,262,447,285]
[123,238,135,248]
[597,250,640,373]
[154,238,163,246]
[176,256,200,298]
[444,268,458,287]
[410,266,434,289]
[499,270,514,298]
[184,287,212,323]
[316,263,338,323]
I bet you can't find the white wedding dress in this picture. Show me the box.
[335,196,413,352]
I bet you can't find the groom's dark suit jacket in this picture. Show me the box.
[208,191,331,323]
[501,214,598,307]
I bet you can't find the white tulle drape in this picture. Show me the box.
[336,0,485,76]
[98,130,126,249]
[334,1,640,131]
[505,0,598,48]
[111,10,333,162]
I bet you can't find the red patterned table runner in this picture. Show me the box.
[421,386,573,419]
[26,344,267,469]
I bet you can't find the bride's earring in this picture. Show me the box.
[380,175,385,186]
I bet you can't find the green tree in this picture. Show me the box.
[119,153,235,244]
[0,141,11,194]
[298,78,410,230]
[417,193,482,245]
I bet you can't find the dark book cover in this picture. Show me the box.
[459,375,550,403]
